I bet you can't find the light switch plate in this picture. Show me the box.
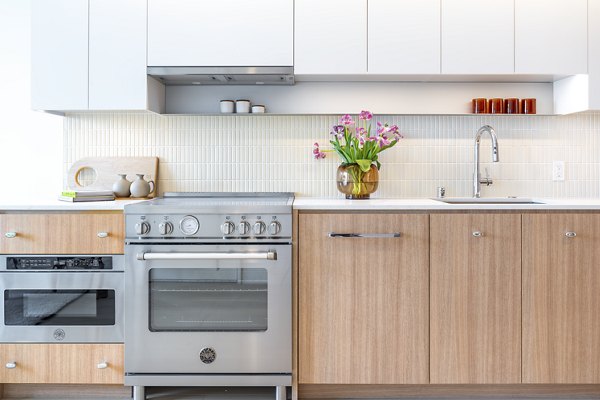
[553,161,565,181]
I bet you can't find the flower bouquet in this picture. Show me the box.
[313,111,402,199]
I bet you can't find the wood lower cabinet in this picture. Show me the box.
[298,213,429,384]
[523,214,600,383]
[0,344,123,384]
[430,214,522,384]
[0,213,124,254]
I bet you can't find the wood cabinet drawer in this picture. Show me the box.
[0,213,124,254]
[0,344,123,384]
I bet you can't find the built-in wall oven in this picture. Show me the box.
[124,193,293,400]
[0,255,124,343]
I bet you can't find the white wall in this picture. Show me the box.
[0,0,63,199]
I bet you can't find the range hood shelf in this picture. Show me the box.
[148,66,295,86]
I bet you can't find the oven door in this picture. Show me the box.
[0,272,123,343]
[125,244,291,375]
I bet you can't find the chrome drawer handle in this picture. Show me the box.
[97,361,108,369]
[97,232,109,238]
[328,232,401,238]
[565,231,577,238]
[137,251,277,261]
[4,232,17,239]
[5,361,16,369]
[472,231,483,237]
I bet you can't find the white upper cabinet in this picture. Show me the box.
[515,0,587,74]
[148,0,293,67]
[442,0,514,74]
[295,0,367,75]
[89,0,147,110]
[590,0,600,110]
[368,0,440,74]
[31,0,88,111]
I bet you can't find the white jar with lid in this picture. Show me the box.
[220,100,234,113]
[235,99,250,113]
[251,105,266,113]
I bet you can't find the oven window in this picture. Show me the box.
[149,268,268,332]
[4,290,116,326]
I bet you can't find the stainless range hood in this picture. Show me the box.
[147,66,295,86]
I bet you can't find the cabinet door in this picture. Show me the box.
[430,214,521,384]
[369,0,440,74]
[31,0,88,111]
[523,214,600,383]
[0,213,124,254]
[441,0,514,74]
[298,214,429,384]
[89,0,147,109]
[0,344,123,384]
[589,0,600,110]
[295,0,367,74]
[515,0,587,74]
[148,0,293,67]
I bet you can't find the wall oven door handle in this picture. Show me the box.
[136,251,277,261]
[328,232,401,238]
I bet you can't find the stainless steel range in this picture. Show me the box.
[124,193,293,400]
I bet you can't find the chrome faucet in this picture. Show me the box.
[473,125,499,198]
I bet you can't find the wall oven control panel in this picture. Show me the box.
[6,256,113,270]
[0,255,124,272]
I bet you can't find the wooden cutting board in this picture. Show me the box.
[66,157,159,198]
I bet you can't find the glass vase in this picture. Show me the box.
[336,163,379,199]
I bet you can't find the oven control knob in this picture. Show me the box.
[221,221,235,235]
[158,222,173,235]
[238,221,250,235]
[135,222,150,236]
[253,221,266,235]
[267,221,281,236]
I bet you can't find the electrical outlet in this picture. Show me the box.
[553,161,565,181]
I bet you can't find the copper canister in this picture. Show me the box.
[504,98,519,114]
[521,98,537,114]
[472,98,488,114]
[488,98,504,114]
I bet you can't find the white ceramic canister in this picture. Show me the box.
[220,100,235,113]
[251,105,266,113]
[235,99,251,113]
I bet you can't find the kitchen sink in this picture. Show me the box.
[433,197,545,205]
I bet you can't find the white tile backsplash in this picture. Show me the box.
[64,113,600,198]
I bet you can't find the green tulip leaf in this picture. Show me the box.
[356,159,373,173]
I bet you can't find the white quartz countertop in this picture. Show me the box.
[3,196,600,211]
[0,196,145,211]
[293,197,600,211]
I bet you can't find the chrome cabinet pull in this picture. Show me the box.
[137,251,277,261]
[97,232,109,238]
[472,231,483,237]
[565,231,577,238]
[328,232,401,238]
[4,232,16,239]
[5,361,16,369]
[97,361,108,369]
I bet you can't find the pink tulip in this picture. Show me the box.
[359,110,373,120]
[339,114,354,125]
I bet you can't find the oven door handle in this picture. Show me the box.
[136,251,277,261]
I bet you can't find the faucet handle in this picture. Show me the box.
[480,168,493,186]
